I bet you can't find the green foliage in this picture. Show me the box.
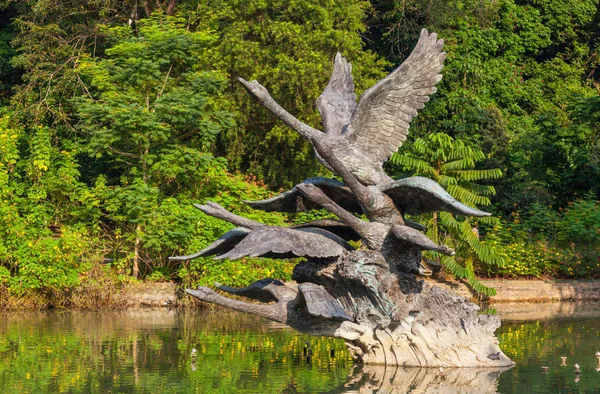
[0,266,9,285]
[75,15,232,182]
[485,237,560,278]
[0,0,598,305]
[373,0,599,211]
[483,195,600,279]
[73,14,236,278]
[0,113,94,298]
[183,0,388,187]
[6,226,93,296]
[558,195,600,245]
[391,132,504,295]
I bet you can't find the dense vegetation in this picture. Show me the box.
[0,0,598,307]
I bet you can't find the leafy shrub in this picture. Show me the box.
[557,195,600,246]
[484,218,600,279]
[6,226,94,296]
[484,239,559,278]
[0,266,9,285]
[554,246,599,278]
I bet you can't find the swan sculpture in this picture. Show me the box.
[173,29,513,368]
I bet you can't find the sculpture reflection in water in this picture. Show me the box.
[172,29,514,367]
[343,365,511,394]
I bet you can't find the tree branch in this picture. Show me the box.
[142,1,152,17]
[156,62,173,100]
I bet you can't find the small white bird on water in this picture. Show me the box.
[574,363,582,374]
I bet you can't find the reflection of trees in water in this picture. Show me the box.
[497,318,598,362]
[496,317,600,394]
[0,311,597,393]
[0,310,351,393]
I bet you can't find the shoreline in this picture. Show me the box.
[426,278,600,303]
[2,279,599,311]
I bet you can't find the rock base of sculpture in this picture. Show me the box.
[186,249,514,368]
[333,283,511,367]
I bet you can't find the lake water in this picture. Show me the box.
[0,305,598,393]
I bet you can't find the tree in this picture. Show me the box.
[74,15,234,278]
[182,0,387,188]
[369,0,600,213]
[391,132,504,295]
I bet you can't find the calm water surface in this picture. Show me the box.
[0,305,598,393]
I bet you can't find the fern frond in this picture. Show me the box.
[390,154,436,176]
[439,211,460,231]
[447,185,491,206]
[467,276,497,296]
[477,216,500,225]
[448,146,486,162]
[440,255,469,279]
[458,181,496,196]
[452,168,502,181]
[425,215,439,243]
[429,133,454,151]
[462,259,497,296]
[459,220,504,266]
[412,138,435,157]
[442,157,477,171]
[438,175,457,187]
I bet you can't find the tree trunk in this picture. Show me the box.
[165,0,177,16]
[141,0,177,17]
[132,224,141,279]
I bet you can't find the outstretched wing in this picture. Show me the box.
[169,228,251,261]
[316,53,357,135]
[347,29,445,165]
[381,176,491,217]
[292,219,362,242]
[216,227,351,261]
[214,278,286,303]
[298,282,352,320]
[244,177,362,214]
